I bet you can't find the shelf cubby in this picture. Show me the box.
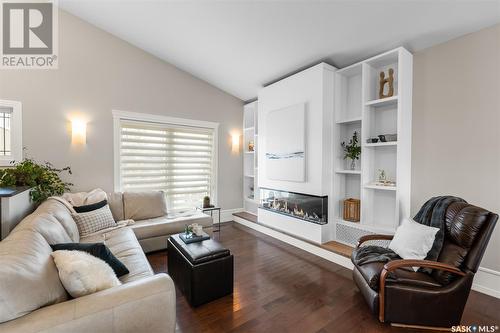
[243,101,259,214]
[335,63,363,122]
[365,103,397,142]
[333,173,361,222]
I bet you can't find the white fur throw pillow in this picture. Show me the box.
[51,250,121,298]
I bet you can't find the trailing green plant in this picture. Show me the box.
[0,158,73,204]
[341,131,361,160]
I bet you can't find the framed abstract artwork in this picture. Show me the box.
[265,102,306,182]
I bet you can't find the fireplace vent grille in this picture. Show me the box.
[335,223,391,247]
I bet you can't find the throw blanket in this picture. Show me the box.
[352,196,466,273]
[62,188,108,207]
[353,245,400,266]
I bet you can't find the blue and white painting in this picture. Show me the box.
[265,102,306,182]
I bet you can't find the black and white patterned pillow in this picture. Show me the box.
[72,204,116,237]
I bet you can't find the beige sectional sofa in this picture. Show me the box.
[0,191,213,332]
[107,191,213,253]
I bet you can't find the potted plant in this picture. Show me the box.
[0,158,72,205]
[203,196,211,208]
[341,131,361,170]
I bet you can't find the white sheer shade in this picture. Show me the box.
[119,120,215,212]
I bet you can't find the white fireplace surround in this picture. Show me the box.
[257,63,335,243]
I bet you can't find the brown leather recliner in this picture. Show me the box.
[352,202,498,329]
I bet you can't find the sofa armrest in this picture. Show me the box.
[0,273,176,333]
[356,234,394,248]
[378,259,465,322]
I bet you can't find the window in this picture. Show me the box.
[113,111,218,212]
[0,100,22,166]
[0,110,11,156]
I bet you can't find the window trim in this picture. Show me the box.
[112,110,219,207]
[0,100,22,166]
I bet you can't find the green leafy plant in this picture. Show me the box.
[341,131,361,160]
[0,158,73,204]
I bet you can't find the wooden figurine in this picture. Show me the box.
[248,140,254,152]
[378,68,394,99]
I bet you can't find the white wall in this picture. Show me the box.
[412,24,500,272]
[0,10,244,210]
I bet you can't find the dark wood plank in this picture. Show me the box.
[233,211,258,223]
[147,222,500,333]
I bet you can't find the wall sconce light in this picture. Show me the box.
[71,119,87,145]
[231,133,240,154]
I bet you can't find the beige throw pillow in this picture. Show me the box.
[51,250,121,298]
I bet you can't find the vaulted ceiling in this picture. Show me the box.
[60,0,500,101]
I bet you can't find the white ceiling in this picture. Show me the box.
[59,0,500,101]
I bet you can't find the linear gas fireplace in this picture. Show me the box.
[260,188,328,225]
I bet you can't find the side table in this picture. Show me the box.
[197,206,221,232]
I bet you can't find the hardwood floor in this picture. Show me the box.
[147,222,500,333]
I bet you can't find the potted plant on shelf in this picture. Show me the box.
[341,131,361,170]
[0,158,72,205]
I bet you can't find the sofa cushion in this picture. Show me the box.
[131,212,212,240]
[80,227,154,284]
[34,199,80,242]
[123,191,167,221]
[0,229,68,323]
[107,192,125,221]
[12,212,73,245]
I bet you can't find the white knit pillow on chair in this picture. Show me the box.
[72,204,116,237]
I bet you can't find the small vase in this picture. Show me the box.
[350,159,357,170]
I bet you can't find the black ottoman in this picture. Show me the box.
[167,234,233,307]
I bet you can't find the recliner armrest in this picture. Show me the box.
[382,259,466,276]
[356,234,394,248]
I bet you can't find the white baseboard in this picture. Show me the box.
[233,215,353,269]
[472,267,500,299]
[232,215,500,299]
[220,208,243,223]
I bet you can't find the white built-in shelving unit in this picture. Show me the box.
[243,101,259,215]
[333,47,413,246]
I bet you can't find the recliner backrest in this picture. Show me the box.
[434,202,497,284]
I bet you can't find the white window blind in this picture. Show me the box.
[119,120,215,212]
